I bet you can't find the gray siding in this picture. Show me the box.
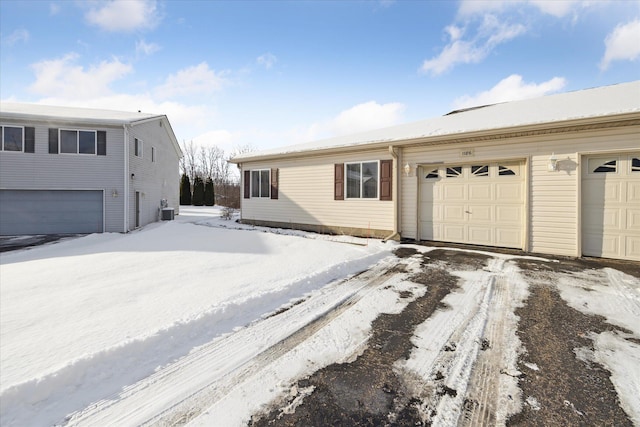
[127,119,180,230]
[0,120,125,232]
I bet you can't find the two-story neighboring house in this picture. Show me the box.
[0,103,182,235]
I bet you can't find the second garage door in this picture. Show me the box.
[419,161,525,249]
[582,153,640,261]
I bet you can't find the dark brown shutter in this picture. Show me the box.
[270,168,279,200]
[97,131,107,155]
[380,159,392,201]
[49,128,58,154]
[334,163,344,200]
[24,127,35,153]
[244,170,251,199]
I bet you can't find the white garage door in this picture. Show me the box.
[419,161,525,249]
[0,190,104,236]
[582,154,640,261]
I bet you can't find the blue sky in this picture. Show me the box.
[1,0,639,152]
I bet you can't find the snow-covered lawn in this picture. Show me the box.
[0,207,392,426]
[1,206,638,426]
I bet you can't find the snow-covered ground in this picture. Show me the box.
[1,206,638,426]
[0,207,393,426]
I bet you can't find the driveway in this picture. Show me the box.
[247,246,639,426]
[31,240,640,426]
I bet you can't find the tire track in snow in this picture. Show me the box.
[397,254,528,426]
[61,256,401,427]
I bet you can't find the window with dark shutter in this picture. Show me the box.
[97,131,106,155]
[244,170,251,199]
[24,127,35,153]
[334,163,344,200]
[271,168,279,200]
[49,128,58,154]
[380,159,392,201]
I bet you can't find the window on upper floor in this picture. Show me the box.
[135,138,143,157]
[60,129,97,154]
[1,126,35,153]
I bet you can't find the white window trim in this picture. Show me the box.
[0,125,25,152]
[135,138,143,158]
[345,160,380,200]
[59,129,97,155]
[251,169,271,198]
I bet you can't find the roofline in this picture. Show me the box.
[230,112,640,164]
[0,110,165,127]
[0,108,184,159]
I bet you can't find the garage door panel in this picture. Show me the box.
[468,227,491,244]
[496,183,522,201]
[496,228,522,248]
[443,224,464,241]
[443,184,465,201]
[444,205,465,221]
[629,182,640,202]
[420,183,437,202]
[468,184,491,200]
[603,182,622,202]
[496,206,521,223]
[468,205,492,222]
[626,236,640,259]
[628,209,640,228]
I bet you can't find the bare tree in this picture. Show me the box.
[180,140,199,183]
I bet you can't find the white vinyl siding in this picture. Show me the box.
[241,150,394,233]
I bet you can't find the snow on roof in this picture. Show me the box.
[0,102,163,125]
[233,81,640,162]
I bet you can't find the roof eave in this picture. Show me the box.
[230,111,640,164]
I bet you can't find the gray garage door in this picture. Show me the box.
[0,190,104,235]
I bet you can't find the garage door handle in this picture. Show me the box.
[465,210,472,214]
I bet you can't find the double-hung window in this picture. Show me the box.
[1,126,23,151]
[251,169,270,198]
[135,138,143,157]
[346,161,379,199]
[60,129,97,154]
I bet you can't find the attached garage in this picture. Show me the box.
[419,161,525,249]
[582,153,640,261]
[0,190,104,236]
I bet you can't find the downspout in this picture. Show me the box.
[123,124,129,232]
[384,145,400,242]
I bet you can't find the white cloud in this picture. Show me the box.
[85,0,160,32]
[600,19,640,71]
[303,101,405,141]
[154,62,227,99]
[192,129,236,150]
[421,15,526,75]
[452,74,566,109]
[49,3,60,15]
[3,29,29,45]
[29,53,132,99]
[136,39,161,56]
[256,53,277,70]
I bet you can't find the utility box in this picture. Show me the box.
[161,208,175,220]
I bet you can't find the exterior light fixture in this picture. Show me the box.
[404,163,411,176]
[112,189,118,198]
[548,153,559,172]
